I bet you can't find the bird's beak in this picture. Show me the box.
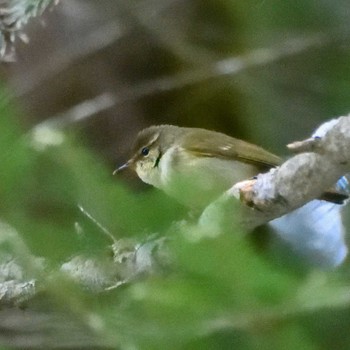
[113,161,131,175]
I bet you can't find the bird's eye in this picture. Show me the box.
[141,147,149,156]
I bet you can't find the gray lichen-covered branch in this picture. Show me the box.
[201,115,350,231]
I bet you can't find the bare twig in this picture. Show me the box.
[34,34,330,130]
[32,93,116,130]
[12,0,181,97]
[12,20,123,96]
[77,204,117,244]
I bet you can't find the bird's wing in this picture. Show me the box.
[182,128,281,170]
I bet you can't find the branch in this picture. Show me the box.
[31,34,330,129]
[200,115,350,232]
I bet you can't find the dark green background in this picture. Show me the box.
[1,0,350,349]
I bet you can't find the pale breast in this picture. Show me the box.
[158,146,259,209]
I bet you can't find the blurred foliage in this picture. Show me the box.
[1,90,350,349]
[1,0,350,349]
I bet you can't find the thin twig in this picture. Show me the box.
[77,204,117,244]
[11,0,180,97]
[12,20,124,96]
[33,34,330,130]
[32,93,116,130]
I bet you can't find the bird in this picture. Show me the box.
[115,124,349,267]
[116,125,281,208]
